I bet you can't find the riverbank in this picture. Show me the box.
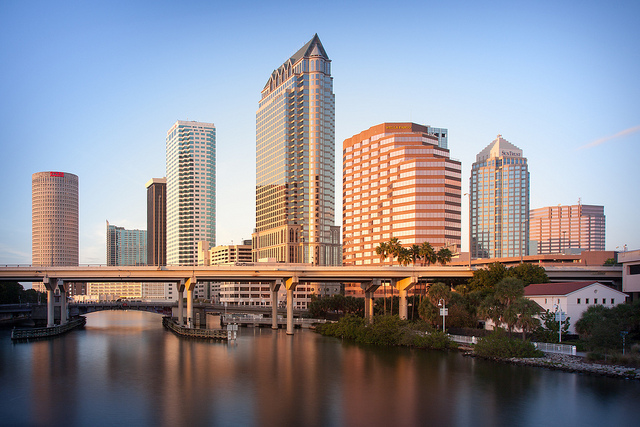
[468,352,640,380]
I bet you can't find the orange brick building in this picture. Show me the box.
[342,123,461,266]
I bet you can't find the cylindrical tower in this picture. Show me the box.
[32,171,79,266]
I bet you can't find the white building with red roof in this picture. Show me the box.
[524,281,627,333]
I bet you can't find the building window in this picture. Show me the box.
[577,298,581,304]
[586,298,589,304]
[611,298,615,304]
[594,298,598,304]
[629,264,640,275]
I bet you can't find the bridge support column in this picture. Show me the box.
[285,276,298,335]
[47,288,55,327]
[177,280,185,326]
[185,277,196,328]
[396,276,417,320]
[44,277,56,327]
[58,280,68,325]
[270,280,281,330]
[361,279,381,324]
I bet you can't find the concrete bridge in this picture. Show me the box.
[0,264,621,334]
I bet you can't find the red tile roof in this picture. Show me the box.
[524,281,601,296]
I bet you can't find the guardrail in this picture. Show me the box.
[448,334,577,355]
[11,317,86,341]
[533,342,577,356]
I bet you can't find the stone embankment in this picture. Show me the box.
[486,353,640,380]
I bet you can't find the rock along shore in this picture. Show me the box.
[467,352,640,380]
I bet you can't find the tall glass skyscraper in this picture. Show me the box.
[470,135,530,259]
[166,120,216,266]
[253,34,339,265]
[106,221,147,266]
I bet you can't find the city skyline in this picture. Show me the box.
[1,1,639,265]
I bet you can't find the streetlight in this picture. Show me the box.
[553,303,565,343]
[437,298,447,333]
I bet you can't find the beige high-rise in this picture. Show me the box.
[342,123,462,265]
[32,171,79,267]
[252,34,339,266]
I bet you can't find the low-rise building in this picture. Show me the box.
[618,249,640,302]
[524,281,627,333]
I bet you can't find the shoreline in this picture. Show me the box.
[466,352,640,380]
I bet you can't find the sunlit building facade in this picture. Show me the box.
[252,34,340,266]
[32,171,79,267]
[166,120,216,265]
[530,204,605,254]
[470,135,530,259]
[342,122,462,265]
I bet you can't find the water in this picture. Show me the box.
[1,311,638,427]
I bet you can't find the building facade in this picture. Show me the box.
[146,178,166,266]
[32,171,79,268]
[106,221,147,266]
[530,204,605,254]
[166,120,216,265]
[342,122,462,265]
[252,34,339,266]
[470,135,530,259]
[524,281,627,333]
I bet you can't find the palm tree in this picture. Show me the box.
[515,298,542,341]
[436,247,453,266]
[375,242,389,315]
[397,247,411,266]
[387,237,402,266]
[419,242,436,267]
[409,244,421,266]
[375,242,389,265]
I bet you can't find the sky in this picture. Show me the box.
[0,0,638,266]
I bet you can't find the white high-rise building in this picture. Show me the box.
[166,120,216,266]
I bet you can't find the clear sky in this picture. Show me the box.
[1,0,638,265]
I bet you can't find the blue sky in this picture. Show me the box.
[0,0,638,265]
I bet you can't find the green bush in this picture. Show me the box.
[474,331,543,358]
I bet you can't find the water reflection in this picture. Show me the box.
[1,311,639,427]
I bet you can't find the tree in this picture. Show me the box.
[409,244,421,266]
[515,298,542,341]
[419,242,436,267]
[537,310,571,343]
[397,247,411,266]
[436,247,453,266]
[375,242,389,265]
[467,262,507,292]
[507,263,549,285]
[387,237,402,266]
[479,277,526,337]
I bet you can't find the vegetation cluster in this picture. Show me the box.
[0,281,45,304]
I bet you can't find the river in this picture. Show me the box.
[1,311,638,427]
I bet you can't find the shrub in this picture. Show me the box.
[474,331,543,358]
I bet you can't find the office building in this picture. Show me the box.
[530,203,605,254]
[166,120,216,265]
[253,34,340,266]
[106,221,147,266]
[470,135,530,259]
[32,171,79,268]
[342,122,462,265]
[146,178,166,266]
[210,240,253,265]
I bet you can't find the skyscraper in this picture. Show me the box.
[146,177,166,266]
[343,123,462,265]
[32,171,79,267]
[470,135,530,259]
[530,203,605,254]
[166,120,216,266]
[106,221,147,266]
[253,34,338,265]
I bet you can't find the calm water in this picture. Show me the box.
[1,311,638,427]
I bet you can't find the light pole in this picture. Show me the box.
[437,298,447,333]
[554,303,564,343]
